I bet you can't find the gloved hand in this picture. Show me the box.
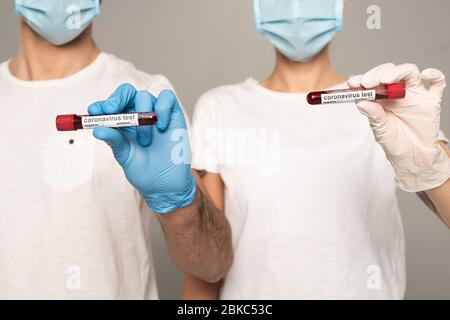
[88,83,196,214]
[348,63,450,192]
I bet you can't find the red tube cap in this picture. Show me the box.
[387,83,406,99]
[56,114,76,131]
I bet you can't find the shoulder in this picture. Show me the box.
[100,53,174,95]
[194,79,254,114]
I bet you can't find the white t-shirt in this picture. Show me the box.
[0,53,173,299]
[191,78,409,299]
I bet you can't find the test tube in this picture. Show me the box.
[56,112,158,131]
[307,83,406,105]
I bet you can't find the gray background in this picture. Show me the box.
[1,0,449,299]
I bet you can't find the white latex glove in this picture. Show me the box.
[348,63,450,192]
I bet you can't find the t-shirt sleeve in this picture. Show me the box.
[191,94,221,174]
[144,74,191,128]
[145,74,175,96]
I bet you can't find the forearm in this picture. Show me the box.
[183,273,221,300]
[156,186,233,283]
[423,142,450,228]
[425,179,450,228]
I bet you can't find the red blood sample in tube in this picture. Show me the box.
[307,83,406,105]
[56,112,158,131]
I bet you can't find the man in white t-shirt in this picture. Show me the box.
[0,0,232,299]
[183,0,450,299]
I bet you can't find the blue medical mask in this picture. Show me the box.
[254,0,343,62]
[15,0,100,46]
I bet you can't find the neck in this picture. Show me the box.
[9,19,100,81]
[261,47,345,93]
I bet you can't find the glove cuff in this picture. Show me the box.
[144,178,197,214]
[393,146,450,192]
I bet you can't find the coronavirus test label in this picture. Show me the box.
[81,113,139,129]
[321,90,376,104]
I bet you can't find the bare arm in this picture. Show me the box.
[156,170,232,283]
[183,171,226,299]
[422,141,450,228]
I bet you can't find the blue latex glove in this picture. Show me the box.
[88,83,196,214]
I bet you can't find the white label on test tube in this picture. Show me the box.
[321,90,376,104]
[81,113,140,129]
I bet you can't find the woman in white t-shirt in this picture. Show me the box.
[183,0,450,299]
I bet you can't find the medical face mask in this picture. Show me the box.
[254,0,343,62]
[15,0,100,46]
